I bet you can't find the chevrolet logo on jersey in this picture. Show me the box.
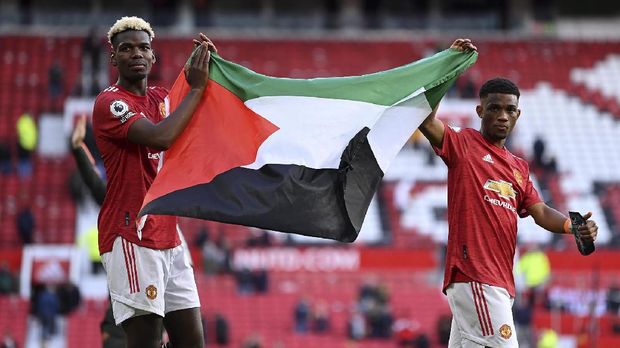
[483,179,516,199]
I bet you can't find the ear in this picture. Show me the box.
[152,50,156,64]
[516,108,521,119]
[475,104,483,118]
[110,51,117,66]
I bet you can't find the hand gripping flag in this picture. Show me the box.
[140,48,477,242]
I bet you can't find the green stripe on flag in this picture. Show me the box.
[208,48,477,107]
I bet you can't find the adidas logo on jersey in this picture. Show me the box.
[482,154,494,163]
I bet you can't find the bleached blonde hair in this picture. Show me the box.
[107,16,155,45]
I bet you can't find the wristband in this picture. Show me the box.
[563,218,572,234]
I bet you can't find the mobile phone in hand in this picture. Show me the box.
[569,211,595,256]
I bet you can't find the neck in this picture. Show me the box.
[117,77,147,96]
[480,130,506,148]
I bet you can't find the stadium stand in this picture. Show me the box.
[2,17,620,347]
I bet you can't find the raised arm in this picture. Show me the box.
[128,35,216,150]
[418,39,477,148]
[70,116,106,205]
[418,106,445,148]
[526,202,598,242]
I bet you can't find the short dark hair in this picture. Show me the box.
[479,78,520,99]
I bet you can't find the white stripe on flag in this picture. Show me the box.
[242,93,429,172]
[367,88,430,172]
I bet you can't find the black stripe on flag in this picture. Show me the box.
[141,127,383,242]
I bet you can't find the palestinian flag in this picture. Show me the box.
[140,48,477,242]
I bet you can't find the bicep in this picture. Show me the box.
[526,202,546,222]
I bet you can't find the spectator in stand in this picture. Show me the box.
[537,328,558,348]
[367,303,393,338]
[215,313,230,345]
[241,334,263,348]
[48,60,64,101]
[512,297,534,348]
[0,332,17,348]
[294,298,311,333]
[607,283,620,315]
[516,243,550,307]
[0,263,17,294]
[253,269,269,294]
[78,225,104,274]
[457,76,477,99]
[246,229,272,247]
[35,285,60,343]
[532,137,545,170]
[15,112,37,178]
[348,309,366,340]
[83,28,103,86]
[216,233,233,273]
[16,204,34,245]
[393,318,417,347]
[436,314,451,346]
[235,268,254,294]
[532,136,558,175]
[312,301,330,333]
[202,239,225,275]
[194,226,210,248]
[0,141,11,175]
[57,282,82,315]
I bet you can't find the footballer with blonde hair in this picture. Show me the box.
[92,16,215,348]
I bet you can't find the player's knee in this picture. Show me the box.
[122,314,164,348]
[125,332,161,348]
[169,333,204,348]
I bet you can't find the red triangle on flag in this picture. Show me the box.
[142,72,279,209]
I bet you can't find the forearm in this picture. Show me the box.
[129,87,205,150]
[532,204,569,234]
[71,143,106,205]
[418,107,444,148]
[156,88,204,146]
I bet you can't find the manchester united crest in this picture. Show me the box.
[145,285,158,300]
[513,169,523,186]
[499,324,512,339]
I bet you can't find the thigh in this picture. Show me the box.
[102,236,168,324]
[164,242,200,314]
[449,316,463,348]
[121,313,164,348]
[164,307,204,348]
[447,290,487,348]
[447,282,517,348]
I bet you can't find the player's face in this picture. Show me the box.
[110,30,155,82]
[477,93,520,144]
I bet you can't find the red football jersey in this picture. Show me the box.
[92,84,179,254]
[433,123,542,297]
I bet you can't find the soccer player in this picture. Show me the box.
[92,16,215,348]
[418,42,599,347]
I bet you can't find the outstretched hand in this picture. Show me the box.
[577,211,598,242]
[184,42,211,91]
[184,33,217,91]
[450,38,477,52]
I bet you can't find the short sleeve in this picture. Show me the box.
[518,172,543,218]
[431,121,467,167]
[93,96,145,141]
